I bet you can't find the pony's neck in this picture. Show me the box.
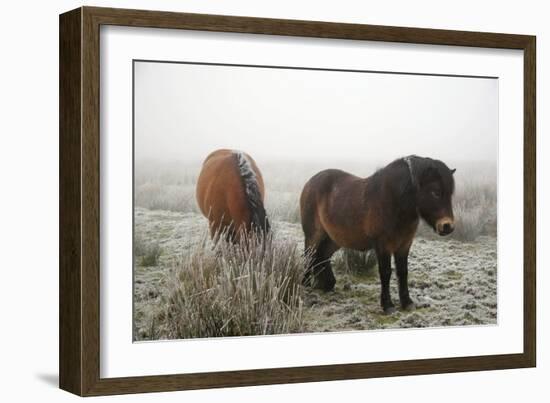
[364,163,419,223]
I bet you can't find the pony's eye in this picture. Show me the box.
[431,190,441,199]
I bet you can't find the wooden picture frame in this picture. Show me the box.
[59,6,536,396]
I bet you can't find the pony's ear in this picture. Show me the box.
[451,168,456,175]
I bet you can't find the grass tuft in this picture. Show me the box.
[137,242,162,267]
[333,249,377,276]
[147,229,309,339]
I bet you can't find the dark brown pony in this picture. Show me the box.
[300,156,456,313]
[196,149,270,242]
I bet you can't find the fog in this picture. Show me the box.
[133,62,499,341]
[134,61,497,167]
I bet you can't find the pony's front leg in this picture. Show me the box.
[395,250,415,311]
[375,250,395,314]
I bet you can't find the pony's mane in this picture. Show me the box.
[402,155,455,194]
[234,151,270,234]
[366,155,455,198]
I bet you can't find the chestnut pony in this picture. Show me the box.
[300,156,456,313]
[196,149,270,242]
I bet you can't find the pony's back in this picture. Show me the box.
[196,149,270,241]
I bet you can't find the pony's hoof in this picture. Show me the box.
[383,306,396,315]
[314,277,336,292]
[317,282,335,292]
[402,302,416,311]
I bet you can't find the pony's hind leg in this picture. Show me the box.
[304,236,338,292]
[301,198,338,291]
[317,238,339,291]
[208,220,237,246]
[302,238,318,288]
[302,213,321,287]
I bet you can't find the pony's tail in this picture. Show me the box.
[235,152,271,235]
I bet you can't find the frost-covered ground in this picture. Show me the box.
[133,207,497,340]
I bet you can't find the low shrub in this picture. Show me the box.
[158,231,309,339]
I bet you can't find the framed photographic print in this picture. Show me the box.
[59,6,536,396]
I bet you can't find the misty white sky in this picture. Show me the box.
[134,61,497,166]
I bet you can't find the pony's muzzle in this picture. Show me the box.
[436,218,454,236]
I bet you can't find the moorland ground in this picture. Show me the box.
[133,159,497,340]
